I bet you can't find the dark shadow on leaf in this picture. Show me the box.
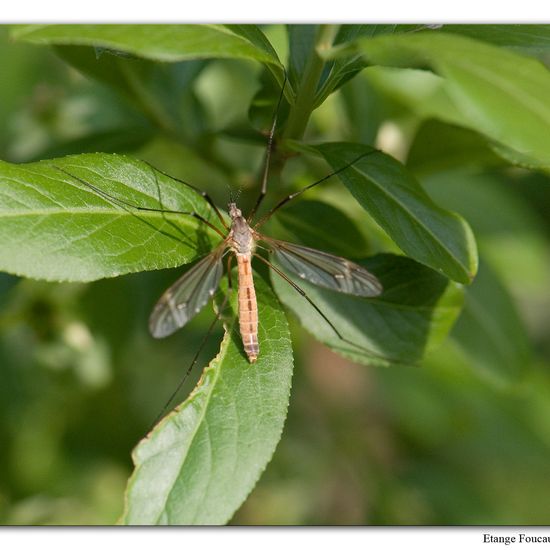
[274,253,460,366]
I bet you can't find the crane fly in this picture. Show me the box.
[147,199,382,363]
[53,78,384,368]
[55,144,383,366]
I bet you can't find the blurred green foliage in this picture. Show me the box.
[1,24,550,525]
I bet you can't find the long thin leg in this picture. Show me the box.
[54,166,226,239]
[142,160,229,230]
[253,149,379,229]
[148,254,234,432]
[254,253,406,366]
[247,72,288,222]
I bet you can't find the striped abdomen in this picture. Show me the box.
[236,254,259,362]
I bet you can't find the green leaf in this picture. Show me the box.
[489,142,550,173]
[341,25,550,61]
[364,68,550,174]
[452,261,531,386]
[407,120,504,176]
[10,24,279,65]
[440,25,550,58]
[225,24,282,67]
[122,274,293,525]
[272,253,464,367]
[11,24,287,94]
[362,66,466,127]
[339,70,388,144]
[53,45,208,142]
[312,142,478,284]
[334,32,550,166]
[287,25,322,92]
[0,154,223,282]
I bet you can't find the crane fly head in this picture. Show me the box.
[228,202,243,221]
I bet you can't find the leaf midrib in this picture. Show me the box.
[0,206,214,228]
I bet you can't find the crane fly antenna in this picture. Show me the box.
[229,186,242,204]
[253,149,380,229]
[148,254,234,433]
[247,71,288,222]
[254,253,408,367]
[53,165,227,239]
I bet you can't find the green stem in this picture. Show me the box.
[283,25,340,141]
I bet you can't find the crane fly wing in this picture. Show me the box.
[149,247,226,338]
[262,237,383,297]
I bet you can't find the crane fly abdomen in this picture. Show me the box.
[236,254,259,363]
[228,203,259,363]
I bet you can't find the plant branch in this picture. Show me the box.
[283,25,340,141]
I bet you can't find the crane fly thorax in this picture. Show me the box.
[228,202,256,256]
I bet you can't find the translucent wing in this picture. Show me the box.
[263,237,383,297]
[149,247,226,338]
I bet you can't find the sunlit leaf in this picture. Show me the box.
[11,24,288,96]
[272,253,464,367]
[122,274,293,525]
[332,32,550,166]
[0,154,223,282]
[440,25,550,59]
